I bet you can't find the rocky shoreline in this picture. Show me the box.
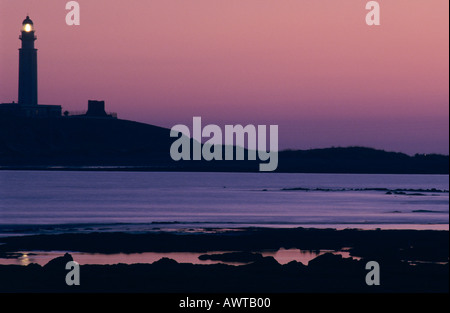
[0,227,448,292]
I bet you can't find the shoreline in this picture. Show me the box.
[0,227,448,292]
[0,227,448,256]
[0,223,448,238]
[1,166,449,175]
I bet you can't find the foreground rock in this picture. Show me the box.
[198,252,264,263]
[0,253,447,293]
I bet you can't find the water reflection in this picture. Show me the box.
[19,253,30,266]
[0,248,360,266]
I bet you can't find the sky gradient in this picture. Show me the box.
[1,0,448,154]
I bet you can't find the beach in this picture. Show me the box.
[0,171,448,293]
[0,227,448,293]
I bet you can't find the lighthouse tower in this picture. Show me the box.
[0,16,62,117]
[18,16,38,105]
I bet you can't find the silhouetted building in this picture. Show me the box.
[19,16,38,105]
[1,17,117,119]
[0,16,61,117]
[86,100,107,117]
[61,100,117,118]
[0,102,62,117]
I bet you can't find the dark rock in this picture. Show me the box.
[43,253,73,271]
[152,257,178,266]
[198,251,264,263]
[308,252,343,268]
[246,256,280,268]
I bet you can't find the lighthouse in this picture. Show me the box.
[18,16,38,105]
[0,16,99,118]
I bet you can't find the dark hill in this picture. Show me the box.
[0,115,172,166]
[0,115,448,174]
[277,147,449,174]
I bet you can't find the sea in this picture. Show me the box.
[0,170,448,236]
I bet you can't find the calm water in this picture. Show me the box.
[0,171,448,235]
[2,248,350,266]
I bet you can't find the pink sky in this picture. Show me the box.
[1,0,448,154]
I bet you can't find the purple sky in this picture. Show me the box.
[1,0,448,154]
